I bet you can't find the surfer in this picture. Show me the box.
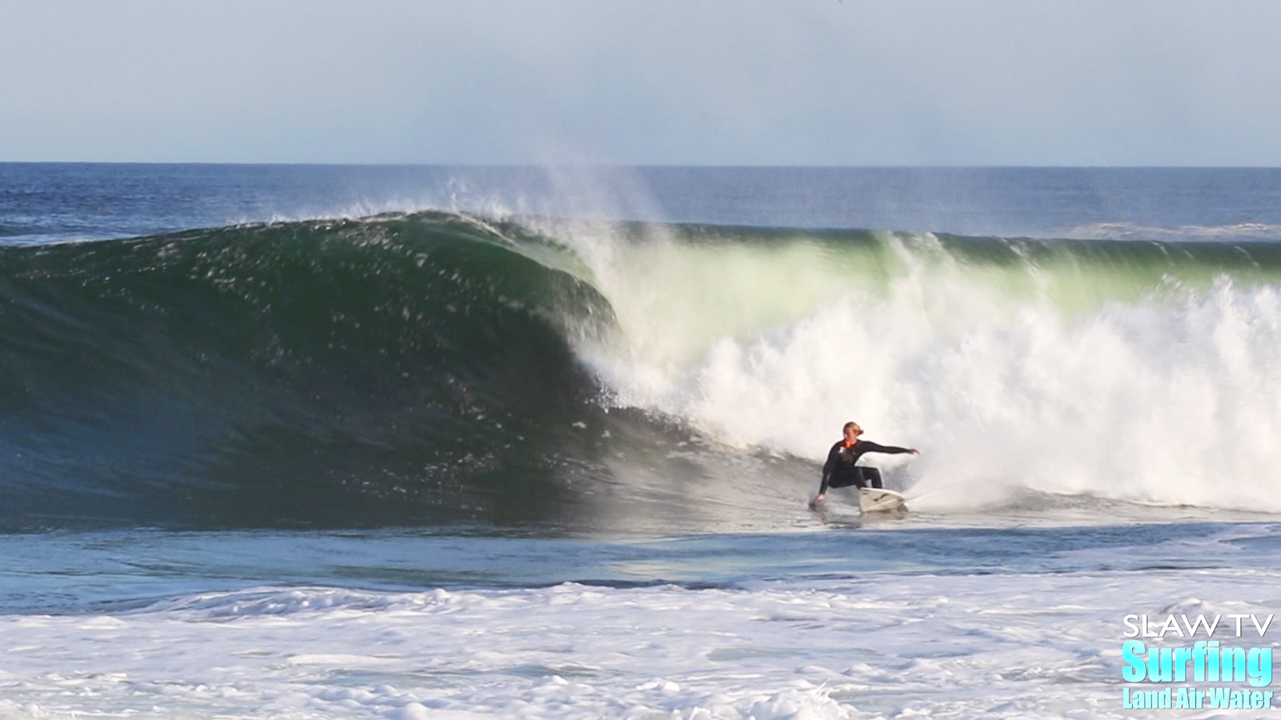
[811,422,919,506]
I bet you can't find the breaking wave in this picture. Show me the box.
[5,211,1281,530]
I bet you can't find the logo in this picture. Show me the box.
[1121,613,1275,710]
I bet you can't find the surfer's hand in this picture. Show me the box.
[810,493,825,507]
[909,448,920,455]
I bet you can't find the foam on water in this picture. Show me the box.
[550,225,1281,516]
[5,521,1281,718]
[3,567,1279,720]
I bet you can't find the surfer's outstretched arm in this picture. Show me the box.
[858,441,921,456]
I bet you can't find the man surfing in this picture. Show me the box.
[811,421,919,507]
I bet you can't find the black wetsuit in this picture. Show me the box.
[819,440,914,495]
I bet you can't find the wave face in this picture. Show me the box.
[5,211,1281,529]
[0,213,639,529]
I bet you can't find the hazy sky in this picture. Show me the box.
[3,1,1279,165]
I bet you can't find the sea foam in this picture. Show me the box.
[557,226,1281,514]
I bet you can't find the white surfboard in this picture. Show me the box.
[859,487,907,513]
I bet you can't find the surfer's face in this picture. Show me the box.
[843,426,861,444]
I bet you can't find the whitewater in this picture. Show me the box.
[3,164,1281,719]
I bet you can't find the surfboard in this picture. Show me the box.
[859,487,907,513]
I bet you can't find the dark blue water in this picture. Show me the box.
[6,164,1281,245]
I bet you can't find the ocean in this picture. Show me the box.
[2,163,1281,718]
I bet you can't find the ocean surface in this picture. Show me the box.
[3,163,1281,718]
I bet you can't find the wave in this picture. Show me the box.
[1068,221,1281,242]
[4,212,1281,530]
[0,212,637,530]
[548,221,1281,518]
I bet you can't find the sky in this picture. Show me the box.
[2,0,1280,166]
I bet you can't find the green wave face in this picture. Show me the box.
[0,213,624,529]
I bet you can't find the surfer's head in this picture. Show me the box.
[843,422,862,442]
